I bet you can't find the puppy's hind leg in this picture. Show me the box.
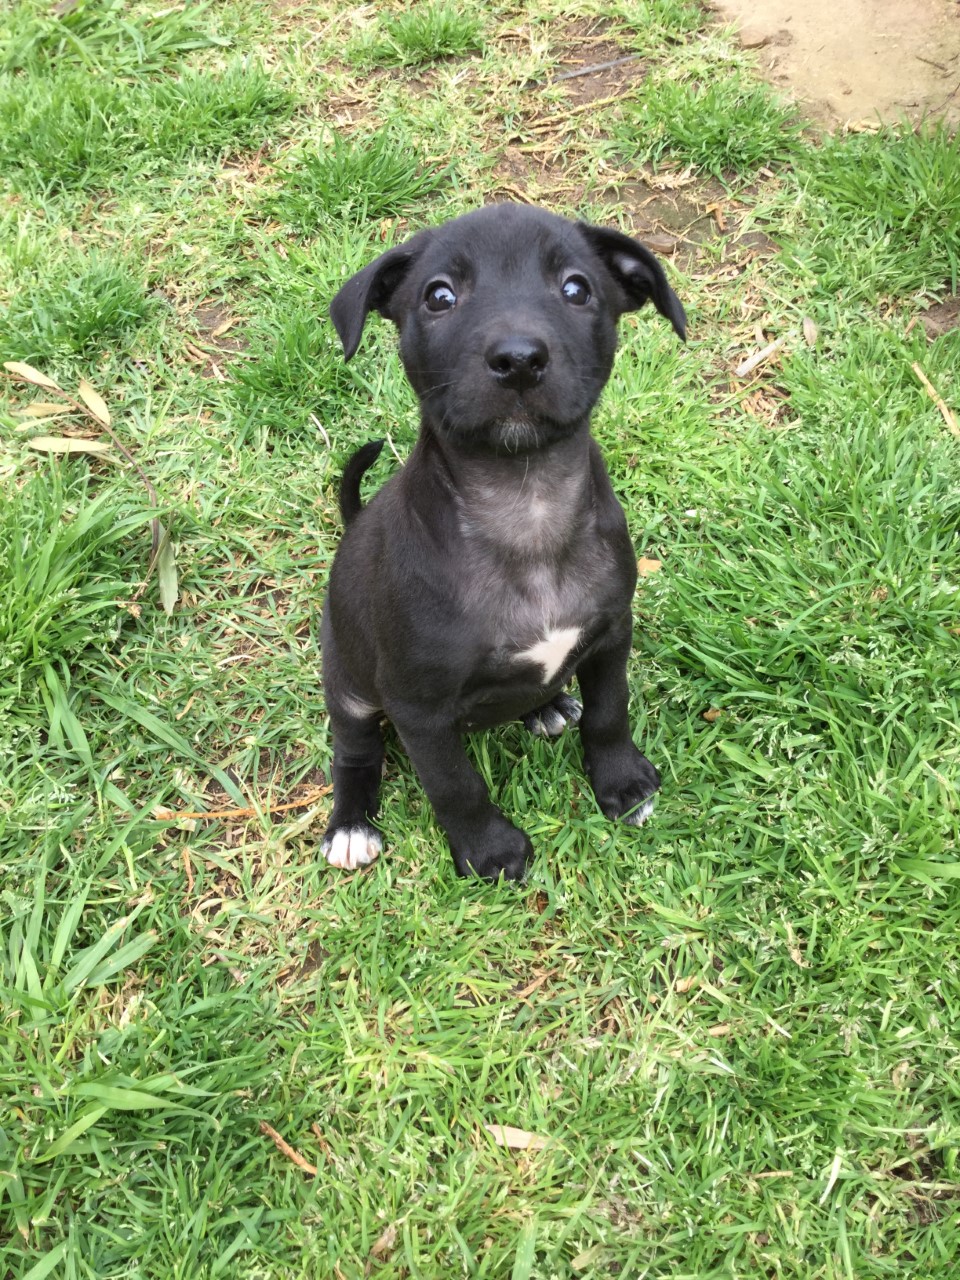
[522,692,582,738]
[322,703,384,870]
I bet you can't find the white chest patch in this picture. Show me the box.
[516,626,581,684]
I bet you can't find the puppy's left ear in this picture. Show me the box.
[578,222,687,341]
[329,242,421,361]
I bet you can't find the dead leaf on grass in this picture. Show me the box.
[3,360,61,391]
[369,1223,397,1260]
[484,1124,548,1151]
[706,201,727,232]
[156,521,179,617]
[17,402,73,418]
[637,556,662,576]
[785,922,808,968]
[28,436,113,456]
[645,166,696,191]
[802,317,818,347]
[571,1245,605,1271]
[78,378,111,427]
[210,316,241,338]
[892,1060,912,1090]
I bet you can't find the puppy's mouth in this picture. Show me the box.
[490,417,545,453]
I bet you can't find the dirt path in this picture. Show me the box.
[712,0,960,128]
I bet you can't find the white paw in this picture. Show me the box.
[524,695,582,737]
[322,825,382,870]
[624,797,656,827]
[530,706,568,737]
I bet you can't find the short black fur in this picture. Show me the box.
[320,204,685,881]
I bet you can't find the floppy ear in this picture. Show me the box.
[577,222,687,340]
[328,243,420,361]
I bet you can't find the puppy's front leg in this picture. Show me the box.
[322,708,384,869]
[577,627,660,827]
[391,715,532,882]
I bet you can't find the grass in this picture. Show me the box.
[349,1,485,68]
[0,62,293,194]
[0,239,154,364]
[797,123,960,296]
[267,128,451,232]
[2,0,960,1276]
[615,71,803,175]
[0,0,228,76]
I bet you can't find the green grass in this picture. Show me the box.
[0,238,154,365]
[0,62,292,194]
[793,123,960,297]
[349,1,485,67]
[616,71,803,176]
[267,128,451,233]
[0,0,227,76]
[2,0,960,1276]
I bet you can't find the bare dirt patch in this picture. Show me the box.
[918,296,960,339]
[712,0,960,128]
[603,175,778,271]
[190,301,248,379]
[550,18,646,104]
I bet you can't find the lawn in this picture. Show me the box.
[1,1,959,1276]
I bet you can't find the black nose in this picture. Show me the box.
[485,335,549,391]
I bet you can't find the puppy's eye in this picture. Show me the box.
[424,281,457,312]
[561,274,591,305]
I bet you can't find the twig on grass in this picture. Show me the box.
[735,337,788,379]
[259,1121,318,1176]
[911,361,959,437]
[525,91,628,133]
[553,54,641,83]
[154,784,331,823]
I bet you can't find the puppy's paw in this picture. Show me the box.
[624,795,656,827]
[450,821,532,883]
[322,822,382,870]
[586,746,660,828]
[522,692,583,738]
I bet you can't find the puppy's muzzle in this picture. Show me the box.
[485,334,549,392]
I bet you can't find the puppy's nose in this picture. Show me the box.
[485,335,549,391]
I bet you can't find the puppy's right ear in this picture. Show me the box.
[329,244,419,361]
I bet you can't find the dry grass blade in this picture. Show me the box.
[27,436,113,455]
[484,1124,549,1151]
[17,402,74,417]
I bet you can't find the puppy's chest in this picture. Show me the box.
[462,561,604,684]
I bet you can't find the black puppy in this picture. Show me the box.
[322,203,685,880]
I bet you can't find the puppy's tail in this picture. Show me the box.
[339,439,385,526]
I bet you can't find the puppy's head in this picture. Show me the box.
[330,204,685,455]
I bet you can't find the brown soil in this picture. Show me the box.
[551,20,646,104]
[712,0,960,128]
[918,295,960,338]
